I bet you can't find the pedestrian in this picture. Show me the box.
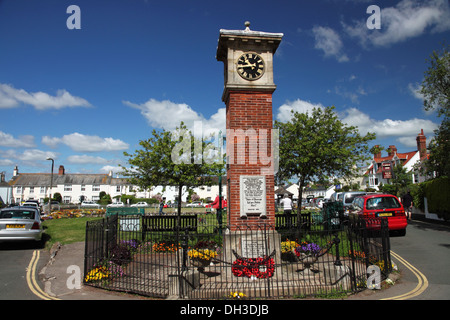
[211,195,221,211]
[402,191,413,220]
[280,194,292,214]
[159,198,165,215]
[280,194,293,227]
[211,195,226,212]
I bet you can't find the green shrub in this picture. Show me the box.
[423,177,450,220]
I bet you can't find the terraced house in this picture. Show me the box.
[8,165,132,204]
[7,165,226,206]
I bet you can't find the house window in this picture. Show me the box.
[29,187,34,194]
[16,186,22,194]
[63,196,71,204]
[40,186,46,194]
[116,185,121,192]
[81,185,86,191]
[369,176,379,186]
[92,185,100,192]
[64,184,72,192]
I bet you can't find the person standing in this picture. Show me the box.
[159,198,165,215]
[402,191,413,220]
[280,194,293,227]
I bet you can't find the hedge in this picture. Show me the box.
[422,176,450,221]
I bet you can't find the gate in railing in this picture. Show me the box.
[84,214,391,299]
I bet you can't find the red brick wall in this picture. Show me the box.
[225,90,275,230]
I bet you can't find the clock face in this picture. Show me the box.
[236,52,265,80]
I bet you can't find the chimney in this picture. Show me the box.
[373,145,382,158]
[388,145,397,157]
[13,166,19,177]
[0,172,5,183]
[58,165,65,175]
[416,129,427,159]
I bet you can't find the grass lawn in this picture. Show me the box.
[42,216,101,248]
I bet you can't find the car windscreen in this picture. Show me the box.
[0,210,36,219]
[344,194,366,204]
[366,197,401,210]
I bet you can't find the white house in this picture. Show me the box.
[9,165,116,204]
[7,165,226,205]
[363,129,428,190]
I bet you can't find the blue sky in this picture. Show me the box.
[0,0,449,179]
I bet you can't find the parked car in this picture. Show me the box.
[186,201,204,208]
[329,192,343,202]
[81,201,100,208]
[340,191,367,215]
[42,200,60,212]
[107,202,124,208]
[23,201,41,212]
[130,202,148,207]
[0,206,43,243]
[349,194,407,236]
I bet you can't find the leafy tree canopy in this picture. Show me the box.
[120,122,224,216]
[420,44,450,177]
[274,106,376,218]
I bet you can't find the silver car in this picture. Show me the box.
[0,207,43,242]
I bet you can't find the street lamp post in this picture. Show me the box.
[46,158,54,214]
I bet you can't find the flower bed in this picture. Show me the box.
[42,208,106,220]
[187,248,218,261]
[85,261,125,283]
[232,256,275,279]
[151,241,181,253]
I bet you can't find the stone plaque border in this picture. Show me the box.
[239,175,266,218]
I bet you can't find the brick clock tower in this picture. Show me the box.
[216,22,283,231]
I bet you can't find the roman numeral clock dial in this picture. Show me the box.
[236,52,265,80]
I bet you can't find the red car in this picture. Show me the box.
[350,194,407,236]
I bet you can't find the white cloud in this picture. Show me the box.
[0,159,14,166]
[123,98,226,137]
[67,155,109,164]
[340,107,438,147]
[0,131,35,148]
[276,99,325,122]
[2,149,58,162]
[344,0,450,47]
[312,26,349,62]
[341,107,437,136]
[0,83,91,110]
[100,165,123,175]
[42,133,129,152]
[408,82,424,101]
[275,100,438,148]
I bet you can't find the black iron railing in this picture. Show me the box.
[84,213,391,299]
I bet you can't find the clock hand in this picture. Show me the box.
[240,63,256,68]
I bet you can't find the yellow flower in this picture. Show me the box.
[188,249,218,260]
[281,240,299,253]
[229,291,246,299]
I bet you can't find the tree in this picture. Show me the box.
[420,44,450,177]
[53,192,62,203]
[380,164,412,196]
[274,106,376,221]
[120,122,224,223]
[420,44,449,118]
[98,192,112,205]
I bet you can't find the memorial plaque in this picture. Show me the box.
[240,175,266,217]
[241,238,267,258]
